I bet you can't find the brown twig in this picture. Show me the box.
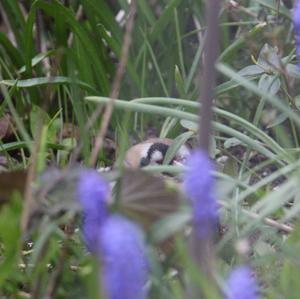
[67,5,84,47]
[218,200,293,233]
[68,2,137,165]
[44,240,69,299]
[31,241,49,299]
[0,6,17,46]
[198,0,220,151]
[88,0,137,167]
[190,0,221,293]
[35,9,42,53]
[21,49,64,233]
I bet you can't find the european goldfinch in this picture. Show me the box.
[124,138,190,168]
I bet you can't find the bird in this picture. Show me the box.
[124,138,191,168]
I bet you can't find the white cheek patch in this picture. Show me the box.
[151,150,163,163]
[177,145,191,160]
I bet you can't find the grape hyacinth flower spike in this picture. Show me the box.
[225,265,260,299]
[99,214,148,299]
[293,0,300,67]
[183,149,219,238]
[77,169,149,299]
[77,169,110,253]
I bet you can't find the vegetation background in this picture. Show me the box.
[1,0,300,298]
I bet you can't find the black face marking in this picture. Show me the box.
[147,143,169,163]
[139,143,168,167]
[140,157,150,167]
[139,142,176,167]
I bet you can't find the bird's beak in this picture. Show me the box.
[173,160,184,167]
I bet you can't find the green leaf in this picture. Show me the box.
[150,0,182,40]
[30,104,50,138]
[0,76,96,93]
[216,63,300,129]
[18,50,56,73]
[258,74,281,95]
[238,65,265,77]
[224,137,244,149]
[86,96,285,162]
[150,207,190,244]
[0,32,23,67]
[219,22,267,62]
[180,119,198,131]
[266,113,287,129]
[24,3,37,74]
[279,219,300,298]
[287,64,300,79]
[0,0,26,50]
[174,65,186,97]
[256,0,291,19]
[163,131,194,165]
[222,156,239,178]
[32,0,110,94]
[133,97,288,161]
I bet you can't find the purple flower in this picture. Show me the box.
[77,169,149,299]
[77,170,109,253]
[183,149,218,238]
[225,266,259,299]
[99,215,148,299]
[293,0,300,65]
